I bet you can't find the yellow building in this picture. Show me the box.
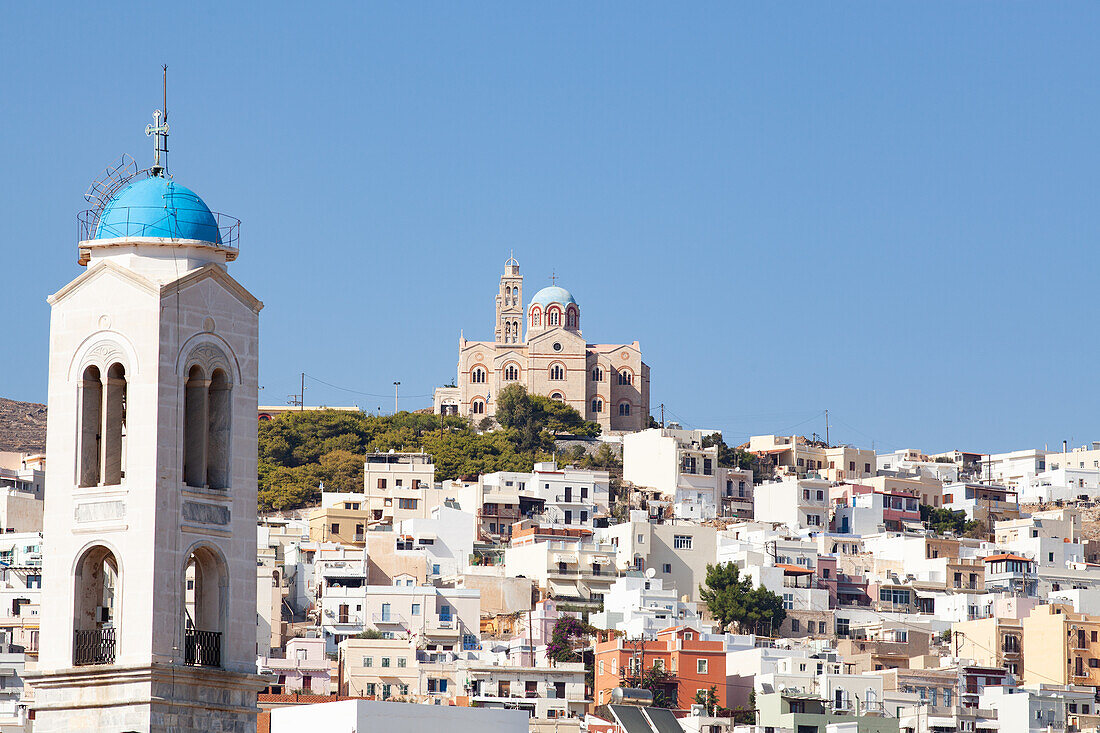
[952,616,1023,677]
[1021,604,1100,687]
[308,495,369,545]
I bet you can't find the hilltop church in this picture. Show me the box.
[434,257,650,433]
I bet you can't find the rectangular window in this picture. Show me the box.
[397,657,407,668]
[398,498,418,510]
[703,458,713,475]
[783,593,794,610]
[674,535,693,550]
[792,619,800,632]
[663,563,671,573]
[377,478,386,489]
[412,604,421,616]
[696,658,708,674]
[331,523,340,535]
[363,656,373,667]
[381,657,391,667]
[366,683,376,696]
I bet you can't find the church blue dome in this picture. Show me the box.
[94,176,221,244]
[530,286,577,309]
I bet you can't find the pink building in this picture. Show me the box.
[259,637,335,695]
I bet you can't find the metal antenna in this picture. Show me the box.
[146,65,170,176]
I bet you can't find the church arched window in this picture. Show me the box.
[73,545,119,665]
[472,399,486,415]
[550,392,565,402]
[503,364,519,381]
[102,363,127,486]
[566,307,578,329]
[184,365,209,488]
[591,366,603,382]
[591,398,603,414]
[618,369,633,386]
[206,369,231,490]
[549,364,564,381]
[547,308,560,327]
[531,308,541,327]
[78,365,103,488]
[471,367,487,384]
[183,545,228,668]
[618,402,632,417]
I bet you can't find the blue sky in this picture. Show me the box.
[3,3,1099,454]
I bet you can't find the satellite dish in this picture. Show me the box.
[645,567,656,579]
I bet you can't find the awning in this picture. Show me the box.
[592,556,613,565]
[902,521,925,531]
[554,553,578,564]
[0,668,16,676]
[416,533,437,541]
[775,564,814,575]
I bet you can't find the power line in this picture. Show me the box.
[303,373,433,400]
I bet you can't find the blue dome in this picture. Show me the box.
[530,286,577,309]
[94,177,221,244]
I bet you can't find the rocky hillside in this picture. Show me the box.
[0,398,47,453]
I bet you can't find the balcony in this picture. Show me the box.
[184,628,221,668]
[74,628,115,666]
[372,613,407,626]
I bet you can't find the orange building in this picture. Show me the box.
[593,626,726,710]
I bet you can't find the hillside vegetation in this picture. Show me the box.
[257,384,609,511]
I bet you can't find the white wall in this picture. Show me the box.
[271,699,528,733]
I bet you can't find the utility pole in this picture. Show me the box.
[825,409,829,447]
[660,404,665,428]
[393,381,401,414]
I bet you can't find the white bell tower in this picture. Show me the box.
[28,108,266,732]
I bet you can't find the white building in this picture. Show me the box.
[1016,467,1100,503]
[980,685,1097,733]
[981,449,1051,488]
[623,428,723,520]
[482,462,609,529]
[364,452,445,526]
[270,698,528,733]
[504,527,618,605]
[318,574,481,654]
[753,478,830,532]
[589,573,705,638]
[596,514,718,604]
[464,660,588,720]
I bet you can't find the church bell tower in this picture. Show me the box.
[28,104,266,732]
[495,254,523,345]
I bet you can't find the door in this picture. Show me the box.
[381,603,391,622]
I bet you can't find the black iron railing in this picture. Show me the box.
[184,628,222,668]
[74,628,116,666]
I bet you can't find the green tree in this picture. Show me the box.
[702,433,753,470]
[920,505,985,536]
[546,616,595,664]
[620,663,677,709]
[693,686,725,712]
[699,562,787,635]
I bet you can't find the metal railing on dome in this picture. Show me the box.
[77,208,240,250]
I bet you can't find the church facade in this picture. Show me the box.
[434,258,650,433]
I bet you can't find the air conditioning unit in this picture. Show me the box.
[94,606,111,623]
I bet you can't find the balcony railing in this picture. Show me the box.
[184,628,222,668]
[74,628,115,666]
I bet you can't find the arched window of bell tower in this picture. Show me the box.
[78,366,102,488]
[206,369,232,490]
[73,545,119,666]
[183,545,227,668]
[102,363,127,486]
[184,365,209,488]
